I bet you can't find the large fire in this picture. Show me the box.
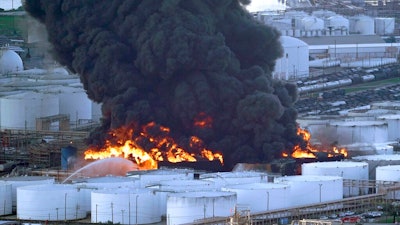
[84,122,223,170]
[282,127,348,159]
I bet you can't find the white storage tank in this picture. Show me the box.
[148,179,217,217]
[376,165,400,199]
[376,165,400,182]
[0,176,55,211]
[200,171,268,188]
[73,176,139,213]
[273,36,309,80]
[378,114,400,141]
[0,49,23,75]
[349,15,375,35]
[166,191,236,225]
[127,168,195,187]
[17,184,86,221]
[340,142,394,157]
[325,15,349,33]
[274,175,343,207]
[91,188,160,225]
[301,161,369,197]
[352,154,400,180]
[222,183,290,213]
[375,17,395,35]
[329,120,388,146]
[0,181,12,215]
[0,92,59,129]
[44,86,94,123]
[300,16,324,31]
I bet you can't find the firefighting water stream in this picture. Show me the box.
[24,0,307,170]
[61,157,137,184]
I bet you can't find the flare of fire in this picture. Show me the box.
[282,127,348,158]
[84,122,223,170]
[193,112,213,128]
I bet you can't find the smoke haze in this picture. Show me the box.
[24,0,303,170]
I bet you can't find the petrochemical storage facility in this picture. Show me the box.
[1,1,400,225]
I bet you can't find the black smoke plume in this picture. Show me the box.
[24,0,304,170]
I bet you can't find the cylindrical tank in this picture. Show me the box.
[349,15,375,35]
[148,179,217,217]
[91,188,161,225]
[352,154,400,180]
[127,168,195,187]
[61,146,77,170]
[274,175,343,207]
[0,176,55,211]
[375,17,395,35]
[376,165,400,182]
[17,184,86,221]
[0,181,12,215]
[329,121,388,146]
[166,191,236,225]
[73,176,139,213]
[378,114,400,141]
[300,16,324,30]
[376,165,400,199]
[200,171,268,188]
[301,161,369,197]
[0,92,59,129]
[325,15,349,31]
[340,142,394,157]
[273,36,309,80]
[222,183,290,213]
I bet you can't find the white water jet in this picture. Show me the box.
[62,157,138,184]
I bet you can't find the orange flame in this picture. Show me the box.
[283,127,348,159]
[193,112,213,128]
[84,122,223,170]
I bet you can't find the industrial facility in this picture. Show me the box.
[0,0,400,225]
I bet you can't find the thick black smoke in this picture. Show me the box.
[24,0,304,170]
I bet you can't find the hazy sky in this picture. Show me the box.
[0,0,22,10]
[246,0,286,12]
[0,0,284,12]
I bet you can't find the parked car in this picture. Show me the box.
[341,216,362,223]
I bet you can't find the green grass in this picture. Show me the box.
[344,77,400,93]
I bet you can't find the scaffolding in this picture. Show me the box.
[0,129,89,168]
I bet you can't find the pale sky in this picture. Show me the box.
[245,0,286,12]
[0,0,284,13]
[0,0,22,10]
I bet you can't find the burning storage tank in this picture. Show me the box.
[222,182,290,213]
[199,171,269,188]
[91,188,160,225]
[166,191,236,225]
[127,168,195,187]
[17,184,86,221]
[352,154,400,180]
[0,181,12,215]
[301,161,369,197]
[274,175,343,207]
[329,121,388,146]
[72,176,139,213]
[0,176,55,212]
[147,179,217,218]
